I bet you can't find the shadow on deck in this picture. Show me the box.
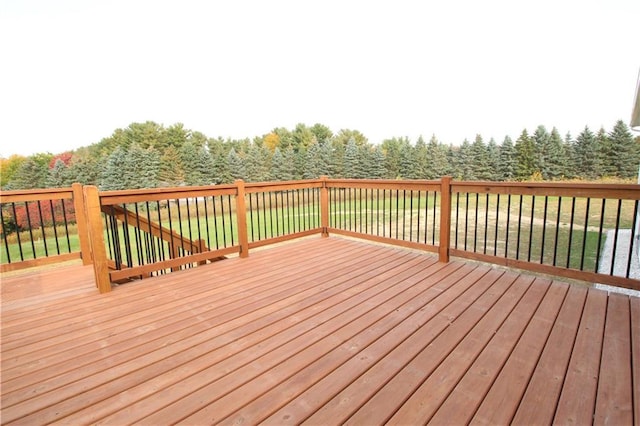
[1,237,639,425]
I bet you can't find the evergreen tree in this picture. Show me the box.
[532,125,550,177]
[426,135,449,179]
[9,156,50,189]
[270,148,293,181]
[320,141,337,177]
[515,129,536,180]
[470,134,491,180]
[46,159,70,188]
[211,149,231,184]
[304,142,323,179]
[456,139,474,180]
[486,138,500,181]
[283,147,298,180]
[607,120,638,178]
[498,136,516,181]
[158,145,184,186]
[180,141,213,185]
[399,142,417,179]
[328,140,344,177]
[67,151,101,185]
[368,146,387,179]
[343,138,360,178]
[101,147,128,190]
[545,127,567,180]
[382,137,409,178]
[126,143,159,188]
[413,135,428,179]
[574,126,602,180]
[563,132,577,179]
[227,148,246,181]
[245,144,271,182]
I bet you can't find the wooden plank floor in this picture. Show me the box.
[1,237,638,425]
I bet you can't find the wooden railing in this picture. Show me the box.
[0,183,92,272]
[449,181,640,290]
[3,178,639,293]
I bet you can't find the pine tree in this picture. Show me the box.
[607,120,638,178]
[399,142,417,179]
[532,125,550,177]
[498,136,516,181]
[101,147,128,190]
[270,148,293,181]
[574,126,602,180]
[470,134,491,180]
[211,149,231,184]
[368,146,387,179]
[46,159,70,188]
[515,130,536,180]
[545,127,567,180]
[245,144,271,182]
[343,138,360,179]
[7,154,51,189]
[158,145,184,186]
[178,142,213,185]
[563,132,577,179]
[67,151,101,185]
[227,148,246,181]
[426,135,449,179]
[486,138,500,181]
[303,142,324,179]
[456,139,474,180]
[413,136,428,179]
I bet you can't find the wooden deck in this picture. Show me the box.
[1,237,638,425]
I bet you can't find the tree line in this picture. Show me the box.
[1,120,638,191]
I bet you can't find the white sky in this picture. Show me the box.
[1,0,639,157]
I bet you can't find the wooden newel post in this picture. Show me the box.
[320,175,329,237]
[235,179,250,258]
[72,183,92,265]
[83,185,111,293]
[439,176,452,263]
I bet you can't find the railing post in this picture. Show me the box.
[72,183,92,265]
[235,179,250,258]
[320,176,329,237]
[439,176,452,263]
[83,185,111,293]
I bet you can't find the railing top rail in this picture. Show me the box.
[326,178,442,191]
[452,181,640,199]
[98,184,237,205]
[244,179,323,193]
[0,187,75,202]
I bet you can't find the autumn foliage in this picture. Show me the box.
[2,200,76,233]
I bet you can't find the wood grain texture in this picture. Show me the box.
[1,237,637,425]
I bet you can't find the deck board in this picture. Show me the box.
[1,236,638,425]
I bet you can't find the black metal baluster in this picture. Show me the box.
[580,198,591,271]
[50,200,61,255]
[494,194,500,256]
[626,200,638,278]
[505,195,511,258]
[594,199,606,273]
[553,197,562,266]
[566,197,576,269]
[609,199,622,275]
[540,196,549,264]
[60,199,72,253]
[228,195,235,246]
[515,196,523,260]
[527,196,536,262]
